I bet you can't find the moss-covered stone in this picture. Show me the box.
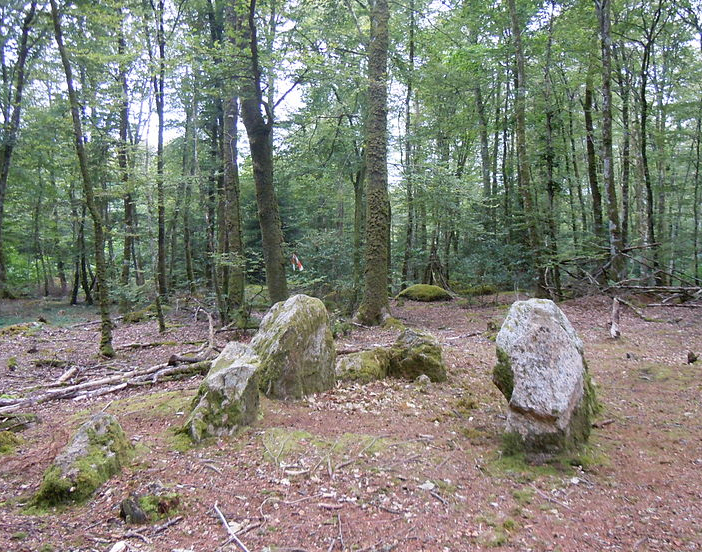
[382,316,406,330]
[0,431,22,455]
[388,328,446,382]
[123,303,171,324]
[396,284,452,302]
[463,284,498,297]
[252,294,336,399]
[34,413,133,506]
[180,343,260,443]
[336,348,391,383]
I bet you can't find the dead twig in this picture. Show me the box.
[214,502,251,552]
[152,515,183,534]
[530,484,572,510]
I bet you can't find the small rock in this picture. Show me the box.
[418,481,435,491]
[108,541,128,552]
[120,495,148,524]
[415,374,431,385]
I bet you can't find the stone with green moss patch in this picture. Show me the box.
[388,328,446,382]
[180,342,260,443]
[252,294,336,399]
[493,299,598,455]
[336,348,391,383]
[34,413,133,506]
[396,284,452,302]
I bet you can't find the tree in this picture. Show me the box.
[355,0,390,325]
[595,0,624,280]
[50,0,114,356]
[234,0,288,305]
[0,1,38,297]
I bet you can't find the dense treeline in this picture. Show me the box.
[1,0,701,335]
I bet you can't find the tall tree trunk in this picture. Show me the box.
[117,10,135,290]
[596,0,624,280]
[153,0,167,298]
[613,42,631,249]
[220,93,245,322]
[235,0,288,305]
[508,0,543,293]
[0,1,37,297]
[543,4,561,297]
[476,82,492,233]
[401,0,415,290]
[639,2,664,282]
[50,0,114,356]
[584,59,604,242]
[355,0,390,325]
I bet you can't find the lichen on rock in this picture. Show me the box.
[34,413,133,506]
[180,342,260,443]
[492,299,598,455]
[252,294,336,399]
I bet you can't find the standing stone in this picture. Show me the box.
[493,299,597,453]
[181,342,260,443]
[34,413,133,505]
[252,294,336,399]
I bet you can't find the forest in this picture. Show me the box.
[2,2,702,550]
[1,0,699,341]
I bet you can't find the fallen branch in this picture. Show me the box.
[647,302,702,309]
[214,502,251,552]
[0,361,211,414]
[530,484,571,510]
[152,515,183,535]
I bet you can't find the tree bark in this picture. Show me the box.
[355,0,390,325]
[50,0,114,356]
[584,58,604,241]
[235,0,288,305]
[596,0,625,280]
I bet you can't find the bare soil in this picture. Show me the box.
[1,293,701,552]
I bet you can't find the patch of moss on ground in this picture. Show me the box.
[0,430,22,454]
[109,389,195,418]
[260,428,392,468]
[396,284,452,302]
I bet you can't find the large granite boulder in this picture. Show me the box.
[252,294,336,399]
[181,342,260,443]
[35,413,133,505]
[493,299,597,453]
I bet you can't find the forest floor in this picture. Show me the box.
[0,292,701,552]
